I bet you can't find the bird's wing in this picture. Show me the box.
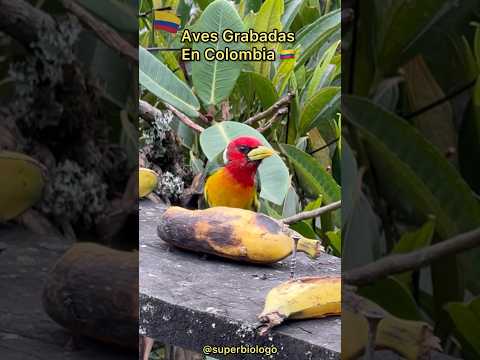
[203,166,224,208]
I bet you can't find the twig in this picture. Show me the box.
[244,92,295,125]
[164,104,205,133]
[139,100,204,133]
[281,201,341,224]
[258,107,288,132]
[61,0,138,63]
[344,226,480,286]
[146,47,182,52]
[309,137,340,155]
[403,78,476,120]
[139,6,172,17]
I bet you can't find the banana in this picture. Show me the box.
[139,168,158,198]
[342,290,442,359]
[0,151,44,221]
[257,275,341,335]
[157,206,324,264]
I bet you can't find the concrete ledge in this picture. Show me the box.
[139,201,341,360]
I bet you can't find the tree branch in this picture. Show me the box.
[344,226,480,286]
[0,0,55,46]
[139,100,204,133]
[244,92,294,125]
[164,104,205,133]
[281,201,341,224]
[258,107,288,132]
[61,0,138,63]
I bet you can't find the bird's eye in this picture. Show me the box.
[238,145,250,154]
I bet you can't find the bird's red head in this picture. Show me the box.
[224,136,276,186]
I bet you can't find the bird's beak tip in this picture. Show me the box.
[247,146,277,161]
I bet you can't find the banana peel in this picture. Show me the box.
[0,151,45,221]
[342,289,442,359]
[257,275,341,335]
[157,206,324,264]
[139,168,158,198]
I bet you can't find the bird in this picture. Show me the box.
[204,136,276,210]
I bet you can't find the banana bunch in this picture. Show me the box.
[139,168,158,198]
[157,206,323,264]
[342,290,441,359]
[257,275,341,335]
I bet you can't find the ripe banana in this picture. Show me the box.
[157,206,323,264]
[139,168,158,198]
[0,151,44,221]
[342,290,441,359]
[257,275,341,335]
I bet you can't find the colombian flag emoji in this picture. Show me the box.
[154,11,181,33]
[279,49,296,60]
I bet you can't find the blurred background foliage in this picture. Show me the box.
[139,0,342,256]
[343,0,480,358]
[0,0,138,247]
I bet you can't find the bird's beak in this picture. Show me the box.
[247,146,277,161]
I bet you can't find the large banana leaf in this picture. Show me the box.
[139,47,200,117]
[295,9,340,68]
[199,121,290,205]
[252,0,284,77]
[192,0,246,106]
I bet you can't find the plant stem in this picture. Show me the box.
[344,226,480,286]
[61,0,138,63]
[139,100,205,133]
[244,93,295,125]
[281,201,341,224]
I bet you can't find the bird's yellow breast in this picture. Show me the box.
[204,168,256,210]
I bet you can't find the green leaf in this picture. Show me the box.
[241,71,278,108]
[446,297,480,357]
[305,41,339,101]
[139,47,200,117]
[343,95,480,319]
[391,219,435,288]
[326,229,341,256]
[376,0,457,74]
[282,0,306,32]
[252,0,284,76]
[459,78,480,194]
[196,0,215,10]
[279,144,340,203]
[343,95,480,238]
[295,9,340,68]
[392,219,435,254]
[199,121,290,205]
[290,221,318,240]
[192,0,246,106]
[359,277,423,321]
[298,86,340,135]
